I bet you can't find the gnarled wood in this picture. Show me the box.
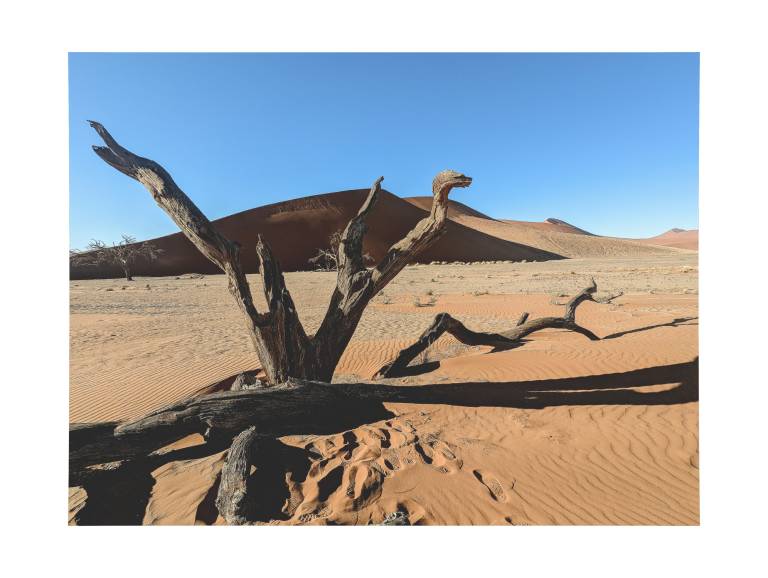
[89,121,305,385]
[215,427,263,524]
[310,171,472,381]
[91,122,472,384]
[374,279,617,378]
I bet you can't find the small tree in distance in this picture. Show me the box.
[308,229,373,271]
[71,234,163,281]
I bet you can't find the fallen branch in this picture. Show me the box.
[374,279,615,378]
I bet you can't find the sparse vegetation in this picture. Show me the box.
[70,234,163,281]
[413,294,438,307]
[308,229,373,271]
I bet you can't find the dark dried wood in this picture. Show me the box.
[374,279,614,378]
[91,122,472,384]
[215,426,263,524]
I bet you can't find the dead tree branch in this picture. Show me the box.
[90,122,472,385]
[374,279,615,378]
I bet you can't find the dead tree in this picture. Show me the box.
[308,229,373,271]
[89,121,471,384]
[76,122,632,525]
[374,279,623,378]
[72,234,163,281]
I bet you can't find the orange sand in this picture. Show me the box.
[70,257,698,525]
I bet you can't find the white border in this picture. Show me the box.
[3,0,767,576]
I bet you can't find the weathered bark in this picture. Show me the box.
[68,380,393,482]
[308,171,472,381]
[374,279,621,378]
[215,426,263,524]
[90,121,472,384]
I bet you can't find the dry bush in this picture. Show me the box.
[308,229,374,271]
[413,294,438,307]
[71,234,163,281]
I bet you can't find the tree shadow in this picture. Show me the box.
[72,358,698,525]
[603,317,698,340]
[242,439,312,522]
[399,358,699,409]
[74,436,232,526]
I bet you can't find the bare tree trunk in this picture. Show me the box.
[89,121,471,384]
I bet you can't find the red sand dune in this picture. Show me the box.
[404,197,687,259]
[500,217,594,236]
[70,190,563,280]
[403,197,495,220]
[634,228,699,251]
[405,197,593,235]
[407,197,699,257]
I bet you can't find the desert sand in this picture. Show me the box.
[70,253,698,525]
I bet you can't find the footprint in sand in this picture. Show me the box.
[473,470,508,503]
[413,436,462,474]
[381,451,402,473]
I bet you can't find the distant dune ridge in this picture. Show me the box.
[405,197,695,259]
[70,190,696,279]
[633,228,699,251]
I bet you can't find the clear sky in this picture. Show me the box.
[69,53,698,249]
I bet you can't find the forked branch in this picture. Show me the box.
[310,170,473,379]
[90,121,472,384]
[370,170,472,294]
[89,121,307,384]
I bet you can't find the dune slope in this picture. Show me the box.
[71,190,562,279]
[635,229,698,251]
[405,196,683,259]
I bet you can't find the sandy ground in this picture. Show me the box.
[70,254,698,525]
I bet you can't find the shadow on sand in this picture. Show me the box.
[73,356,698,524]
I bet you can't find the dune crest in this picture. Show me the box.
[71,190,562,280]
[635,228,698,251]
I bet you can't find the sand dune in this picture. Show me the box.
[70,190,562,280]
[70,256,698,525]
[405,196,687,259]
[635,228,699,251]
[404,196,495,220]
[70,191,697,281]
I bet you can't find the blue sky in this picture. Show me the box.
[69,53,698,248]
